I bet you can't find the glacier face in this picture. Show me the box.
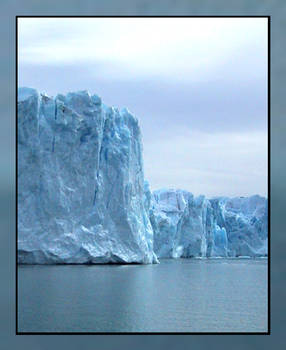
[149,189,268,258]
[18,87,157,264]
[210,195,268,257]
[18,87,268,264]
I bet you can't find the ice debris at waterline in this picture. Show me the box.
[18,88,268,264]
[18,87,157,264]
[148,189,268,259]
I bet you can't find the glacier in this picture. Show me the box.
[149,189,268,259]
[18,87,268,264]
[18,87,157,264]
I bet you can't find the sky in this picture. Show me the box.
[18,17,268,197]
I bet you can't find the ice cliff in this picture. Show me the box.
[148,189,268,258]
[18,87,157,264]
[18,87,268,264]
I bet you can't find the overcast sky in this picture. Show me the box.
[18,17,268,197]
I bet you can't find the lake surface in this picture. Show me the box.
[18,258,268,333]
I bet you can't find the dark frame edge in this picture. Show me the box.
[16,332,270,335]
[267,15,271,336]
[16,15,18,335]
[15,15,271,336]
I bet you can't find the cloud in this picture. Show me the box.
[18,17,268,196]
[144,128,267,197]
[18,17,267,80]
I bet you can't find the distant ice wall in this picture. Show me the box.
[149,189,268,258]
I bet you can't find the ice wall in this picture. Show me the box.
[18,88,157,264]
[210,195,268,257]
[149,189,268,258]
[18,87,268,264]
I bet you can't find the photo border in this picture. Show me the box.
[15,15,271,335]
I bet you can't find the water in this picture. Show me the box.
[18,258,268,333]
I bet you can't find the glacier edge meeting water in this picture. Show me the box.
[17,87,268,264]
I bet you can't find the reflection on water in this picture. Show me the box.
[18,258,268,332]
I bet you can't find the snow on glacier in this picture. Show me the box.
[18,87,157,264]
